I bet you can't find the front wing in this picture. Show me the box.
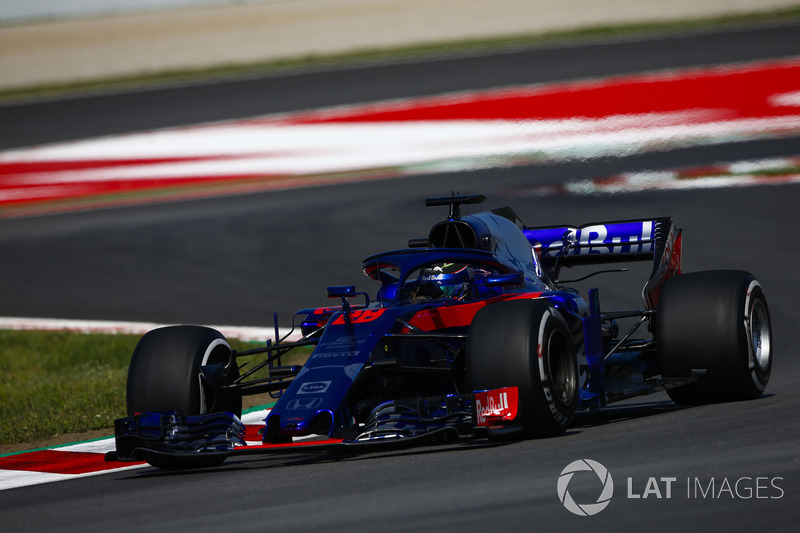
[107,387,518,465]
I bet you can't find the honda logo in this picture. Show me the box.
[287,397,324,410]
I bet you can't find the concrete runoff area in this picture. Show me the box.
[1,0,800,91]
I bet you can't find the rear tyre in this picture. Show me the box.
[657,270,772,405]
[466,299,577,438]
[126,325,242,468]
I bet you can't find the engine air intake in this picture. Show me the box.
[428,220,477,249]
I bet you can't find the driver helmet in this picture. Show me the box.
[416,263,471,299]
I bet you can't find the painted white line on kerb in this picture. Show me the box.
[0,465,147,491]
[0,316,301,342]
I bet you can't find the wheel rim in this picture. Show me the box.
[548,330,577,407]
[199,338,233,413]
[749,299,771,372]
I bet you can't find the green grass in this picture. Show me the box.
[0,329,308,446]
[3,6,800,104]
[0,330,136,444]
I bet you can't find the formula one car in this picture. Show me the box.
[108,194,772,469]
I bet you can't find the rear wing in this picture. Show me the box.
[524,217,682,308]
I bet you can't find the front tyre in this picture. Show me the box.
[126,325,242,417]
[657,270,772,404]
[466,299,578,438]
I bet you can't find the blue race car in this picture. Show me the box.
[109,194,772,469]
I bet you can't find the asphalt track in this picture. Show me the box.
[1,21,799,531]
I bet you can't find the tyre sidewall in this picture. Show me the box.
[738,281,771,396]
[528,305,577,435]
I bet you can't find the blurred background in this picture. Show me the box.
[3,0,799,92]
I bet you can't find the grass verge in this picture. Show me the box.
[2,6,800,104]
[0,329,308,450]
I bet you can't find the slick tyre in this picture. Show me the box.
[466,299,578,438]
[126,326,242,469]
[657,270,772,404]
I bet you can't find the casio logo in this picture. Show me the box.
[298,381,332,394]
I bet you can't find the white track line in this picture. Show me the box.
[0,316,300,342]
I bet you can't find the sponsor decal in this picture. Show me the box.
[578,221,652,255]
[315,337,366,350]
[330,308,386,325]
[309,351,353,360]
[297,381,332,394]
[474,387,518,427]
[534,221,655,258]
[286,397,324,411]
[311,337,366,361]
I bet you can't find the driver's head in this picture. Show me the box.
[416,263,471,299]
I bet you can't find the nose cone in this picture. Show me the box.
[278,410,334,437]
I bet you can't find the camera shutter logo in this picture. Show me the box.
[557,459,614,516]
